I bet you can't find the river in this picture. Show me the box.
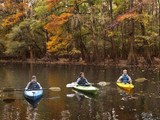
[0,63,159,120]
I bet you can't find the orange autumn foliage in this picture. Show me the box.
[4,3,12,8]
[46,35,72,54]
[2,11,25,27]
[44,13,72,33]
[117,13,137,22]
[1,1,32,27]
[44,13,72,54]
[46,0,61,10]
[18,2,26,9]
[65,7,76,12]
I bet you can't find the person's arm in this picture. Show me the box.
[25,82,31,90]
[76,78,81,84]
[117,76,123,82]
[128,76,132,84]
[37,82,42,89]
[85,78,91,85]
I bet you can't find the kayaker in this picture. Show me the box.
[25,75,42,90]
[117,69,132,84]
[76,72,91,86]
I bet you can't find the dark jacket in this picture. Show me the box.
[76,77,91,86]
[25,81,42,90]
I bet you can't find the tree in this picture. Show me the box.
[0,0,160,66]
[44,0,73,56]
[7,19,47,59]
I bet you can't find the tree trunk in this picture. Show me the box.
[127,0,138,65]
[29,46,33,60]
[109,0,118,62]
[44,30,49,57]
[121,1,128,59]
[90,7,99,62]
[80,41,90,62]
[74,1,90,62]
[140,22,152,65]
[159,0,160,36]
[138,0,152,65]
[121,23,127,59]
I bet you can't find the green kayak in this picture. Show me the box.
[73,85,99,94]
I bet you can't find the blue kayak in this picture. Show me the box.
[24,89,43,101]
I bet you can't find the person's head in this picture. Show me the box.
[123,69,127,75]
[32,75,37,82]
[79,72,84,78]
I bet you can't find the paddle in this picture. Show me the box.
[2,96,60,103]
[42,87,61,91]
[135,78,147,82]
[66,82,78,88]
[66,94,75,98]
[92,81,109,86]
[66,81,108,88]
[2,87,61,92]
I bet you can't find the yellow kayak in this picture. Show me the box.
[117,87,134,95]
[116,82,134,90]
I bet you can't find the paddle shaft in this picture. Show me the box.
[2,87,61,92]
[2,96,60,103]
[66,81,108,88]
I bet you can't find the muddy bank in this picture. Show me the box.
[0,57,160,68]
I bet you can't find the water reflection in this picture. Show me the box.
[25,97,42,108]
[117,87,134,101]
[72,89,98,101]
[0,63,159,119]
[25,105,38,120]
[61,110,71,120]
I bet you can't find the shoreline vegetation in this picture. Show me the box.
[0,1,160,66]
[1,57,160,68]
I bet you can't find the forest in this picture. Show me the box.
[0,0,160,65]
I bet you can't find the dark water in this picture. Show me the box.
[0,63,159,120]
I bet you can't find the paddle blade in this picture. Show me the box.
[66,94,75,98]
[3,98,16,103]
[47,96,60,100]
[3,88,25,92]
[3,88,16,92]
[135,78,147,82]
[66,82,77,88]
[48,87,61,91]
[97,81,110,86]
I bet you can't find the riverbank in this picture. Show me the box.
[0,57,160,68]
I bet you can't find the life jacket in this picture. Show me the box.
[77,77,88,86]
[28,82,40,90]
[122,74,129,83]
